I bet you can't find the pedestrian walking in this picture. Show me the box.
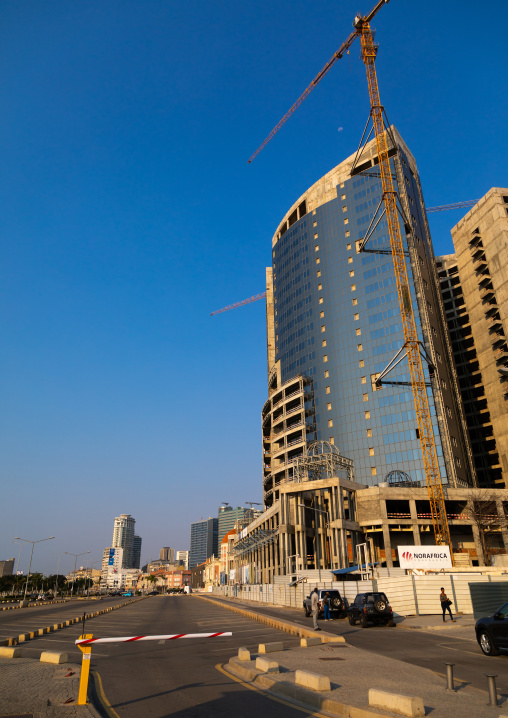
[311,587,321,631]
[323,592,332,621]
[440,587,456,622]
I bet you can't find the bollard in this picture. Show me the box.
[445,663,455,692]
[77,634,93,705]
[485,674,498,706]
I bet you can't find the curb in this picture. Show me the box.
[196,594,345,644]
[0,596,147,648]
[224,657,392,718]
[0,599,69,611]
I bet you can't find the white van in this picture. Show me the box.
[183,585,192,594]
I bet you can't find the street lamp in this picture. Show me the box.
[64,551,91,596]
[14,536,55,602]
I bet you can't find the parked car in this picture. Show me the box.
[475,601,508,656]
[147,590,159,596]
[348,592,395,627]
[122,591,132,597]
[303,589,346,618]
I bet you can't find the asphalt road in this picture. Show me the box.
[0,597,131,642]
[17,595,317,718]
[207,597,508,696]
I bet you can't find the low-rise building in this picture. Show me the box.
[0,558,15,577]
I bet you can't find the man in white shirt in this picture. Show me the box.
[311,588,321,631]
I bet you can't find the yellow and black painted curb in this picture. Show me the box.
[0,596,147,647]
[196,594,345,644]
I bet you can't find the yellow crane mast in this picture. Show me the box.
[249,0,453,551]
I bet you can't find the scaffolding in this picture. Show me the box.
[292,440,355,483]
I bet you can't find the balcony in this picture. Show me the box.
[286,404,303,416]
[479,285,495,301]
[488,317,504,333]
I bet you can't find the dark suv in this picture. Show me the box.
[303,589,346,618]
[348,592,395,627]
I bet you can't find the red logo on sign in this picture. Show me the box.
[402,552,413,561]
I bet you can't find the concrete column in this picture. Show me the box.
[471,523,486,566]
[382,525,393,568]
[409,500,421,545]
[496,500,508,553]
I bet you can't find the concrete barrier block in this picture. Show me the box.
[369,688,425,717]
[40,651,69,665]
[18,633,30,643]
[255,657,279,674]
[295,669,331,692]
[0,646,23,657]
[52,624,59,631]
[238,647,251,661]
[258,641,283,654]
[300,637,322,647]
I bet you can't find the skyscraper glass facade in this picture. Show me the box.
[189,518,218,569]
[264,129,474,500]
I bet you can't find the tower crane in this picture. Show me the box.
[246,0,453,551]
[245,502,262,509]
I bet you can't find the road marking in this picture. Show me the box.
[436,642,485,657]
[215,663,328,716]
[91,670,121,718]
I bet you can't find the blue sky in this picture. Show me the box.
[1,0,506,575]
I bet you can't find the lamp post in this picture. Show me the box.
[64,551,91,596]
[14,536,55,602]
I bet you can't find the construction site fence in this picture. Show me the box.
[209,573,508,616]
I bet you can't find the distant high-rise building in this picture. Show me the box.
[112,514,136,568]
[0,558,15,577]
[446,188,508,487]
[189,518,218,569]
[132,535,142,569]
[160,547,175,563]
[218,506,261,545]
[176,550,189,569]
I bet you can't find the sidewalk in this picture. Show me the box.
[0,656,101,718]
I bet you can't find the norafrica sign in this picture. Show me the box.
[397,545,452,569]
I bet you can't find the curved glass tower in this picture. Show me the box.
[262,128,474,508]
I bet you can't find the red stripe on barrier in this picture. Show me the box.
[125,636,144,642]
[168,634,185,640]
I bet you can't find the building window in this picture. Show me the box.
[437,352,442,363]
[315,244,319,251]
[352,298,358,306]
[318,283,322,290]
[323,355,328,362]
[363,393,369,402]
[358,343,363,351]
[348,256,353,264]
[347,243,352,250]
[359,359,365,368]
[356,328,361,336]
[349,270,355,277]
[326,386,331,394]
[455,456,461,468]
[369,447,375,456]
[321,324,326,332]
[314,233,318,239]
[344,218,349,225]
[366,428,372,437]
[361,376,367,384]
[328,419,333,428]
[351,284,356,291]
[329,437,335,444]
[345,230,350,237]
[322,339,327,347]
[324,370,329,378]
[312,209,316,215]
[452,436,457,447]
[354,313,359,320]
[441,379,447,390]
[327,402,332,410]
[316,257,320,265]
[313,221,317,227]
[446,405,452,418]
[341,194,346,200]
[317,270,321,277]
[319,297,324,304]
[371,467,377,476]
[343,206,347,212]
[320,311,324,318]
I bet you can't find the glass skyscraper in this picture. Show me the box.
[262,128,475,507]
[189,517,218,569]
